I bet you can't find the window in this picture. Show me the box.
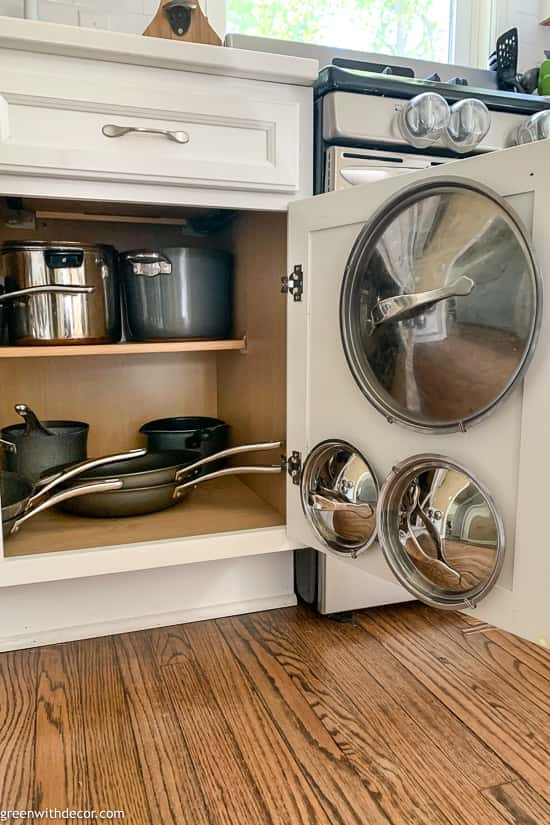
[210,0,496,68]
[227,0,453,62]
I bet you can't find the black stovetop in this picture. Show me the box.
[315,64,550,116]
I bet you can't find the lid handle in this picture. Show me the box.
[124,252,172,277]
[370,275,474,331]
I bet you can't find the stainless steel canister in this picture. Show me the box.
[119,248,233,341]
[0,241,121,345]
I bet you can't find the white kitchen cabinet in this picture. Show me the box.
[0,20,547,649]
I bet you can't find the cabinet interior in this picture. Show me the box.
[0,197,287,558]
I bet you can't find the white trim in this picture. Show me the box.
[452,0,496,68]
[0,592,297,652]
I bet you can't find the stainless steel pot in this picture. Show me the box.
[119,248,233,341]
[0,241,121,345]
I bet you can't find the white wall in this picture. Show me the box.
[0,0,159,34]
[498,0,550,69]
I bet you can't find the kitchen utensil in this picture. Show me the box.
[41,449,201,491]
[58,441,283,517]
[377,454,505,609]
[143,0,221,45]
[491,28,522,92]
[340,178,541,433]
[1,448,146,524]
[2,480,122,539]
[139,416,230,461]
[0,241,121,345]
[61,464,281,518]
[51,439,281,491]
[119,248,233,341]
[1,404,89,481]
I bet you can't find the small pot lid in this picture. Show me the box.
[300,439,379,557]
[377,454,505,609]
[340,178,542,433]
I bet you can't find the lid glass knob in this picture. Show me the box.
[399,92,450,148]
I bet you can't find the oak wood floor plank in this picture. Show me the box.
[417,605,550,716]
[114,631,211,825]
[356,608,550,800]
[245,607,511,825]
[482,780,550,825]
[151,620,335,825]
[0,649,38,810]
[76,636,153,824]
[391,608,550,740]
[34,644,89,812]
[286,607,513,789]
[483,629,550,681]
[148,630,276,825]
[216,615,394,825]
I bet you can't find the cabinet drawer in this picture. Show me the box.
[0,56,304,195]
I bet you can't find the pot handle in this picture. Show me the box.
[44,250,85,269]
[0,285,95,303]
[10,479,123,534]
[175,441,283,481]
[369,276,474,330]
[15,404,54,437]
[0,438,16,454]
[124,252,172,277]
[174,464,282,498]
[29,448,148,508]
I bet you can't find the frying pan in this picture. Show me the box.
[58,441,284,518]
[59,463,283,518]
[1,448,147,523]
[40,449,201,492]
[2,479,123,539]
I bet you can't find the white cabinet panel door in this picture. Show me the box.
[287,140,550,644]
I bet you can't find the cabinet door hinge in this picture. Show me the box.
[283,450,302,484]
[281,265,303,302]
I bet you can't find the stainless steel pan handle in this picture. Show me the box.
[29,448,148,508]
[175,441,283,481]
[370,276,474,330]
[174,464,282,498]
[0,285,95,303]
[102,124,190,145]
[10,479,123,534]
[309,492,374,516]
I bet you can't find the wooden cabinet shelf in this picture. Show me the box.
[0,339,246,358]
[5,477,284,559]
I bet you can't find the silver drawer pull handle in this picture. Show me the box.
[102,124,190,145]
[370,275,475,331]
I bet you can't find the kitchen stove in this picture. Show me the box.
[316,60,550,192]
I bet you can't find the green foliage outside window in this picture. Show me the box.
[227,0,452,62]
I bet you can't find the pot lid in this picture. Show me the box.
[300,439,379,557]
[377,454,505,609]
[340,178,542,433]
[1,241,115,252]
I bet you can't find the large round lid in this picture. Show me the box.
[377,454,505,609]
[340,178,542,433]
[300,440,379,557]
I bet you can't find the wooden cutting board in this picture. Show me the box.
[143,0,222,46]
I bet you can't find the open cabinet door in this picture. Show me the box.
[286,140,550,644]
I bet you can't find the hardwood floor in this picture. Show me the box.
[0,602,548,825]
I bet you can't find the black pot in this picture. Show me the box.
[140,417,229,467]
[1,404,89,482]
